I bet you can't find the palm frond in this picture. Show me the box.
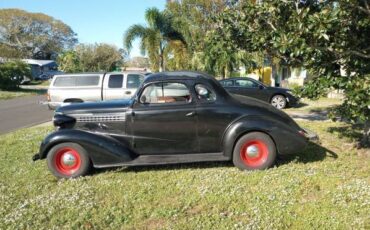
[123,24,146,51]
[145,8,163,30]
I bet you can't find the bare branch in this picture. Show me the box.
[349,50,370,59]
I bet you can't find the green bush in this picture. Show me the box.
[0,61,31,90]
[287,83,303,98]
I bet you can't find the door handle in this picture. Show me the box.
[125,91,132,95]
[186,111,196,117]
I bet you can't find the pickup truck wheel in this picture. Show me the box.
[233,132,276,170]
[47,142,91,179]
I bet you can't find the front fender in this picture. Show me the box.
[222,115,307,158]
[38,129,137,166]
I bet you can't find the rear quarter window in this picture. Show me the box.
[53,75,100,87]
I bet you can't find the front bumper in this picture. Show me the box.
[286,95,300,106]
[32,153,41,161]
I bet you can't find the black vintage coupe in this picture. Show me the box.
[219,77,299,109]
[33,71,315,178]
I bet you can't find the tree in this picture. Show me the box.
[125,56,150,69]
[209,0,370,146]
[0,61,31,90]
[0,9,77,59]
[57,51,81,73]
[166,0,233,71]
[123,7,185,72]
[57,43,125,73]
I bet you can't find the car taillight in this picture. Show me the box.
[298,130,307,138]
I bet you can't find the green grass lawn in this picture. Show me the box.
[286,97,343,114]
[0,88,46,100]
[0,121,369,229]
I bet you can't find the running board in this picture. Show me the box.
[94,152,229,168]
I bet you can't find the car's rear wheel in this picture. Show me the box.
[47,142,91,179]
[271,95,287,109]
[233,132,276,170]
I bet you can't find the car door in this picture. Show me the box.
[234,79,270,101]
[194,83,237,153]
[131,81,198,155]
[220,79,238,94]
[103,74,125,100]
[123,73,145,99]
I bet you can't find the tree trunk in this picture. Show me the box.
[159,43,164,72]
[360,120,370,148]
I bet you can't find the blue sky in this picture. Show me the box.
[0,0,166,57]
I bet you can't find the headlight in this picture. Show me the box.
[286,90,293,95]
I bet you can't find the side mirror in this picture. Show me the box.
[140,95,147,104]
[259,85,264,90]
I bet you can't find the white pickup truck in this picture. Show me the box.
[47,72,147,109]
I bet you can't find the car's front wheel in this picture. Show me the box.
[47,142,91,179]
[233,132,276,170]
[271,95,287,109]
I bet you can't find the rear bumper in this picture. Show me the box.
[302,128,319,142]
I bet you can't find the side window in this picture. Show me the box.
[108,75,123,88]
[195,84,216,102]
[140,82,191,104]
[221,80,234,87]
[127,74,144,89]
[54,76,75,87]
[235,79,258,88]
[76,76,100,86]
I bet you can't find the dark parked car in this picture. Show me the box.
[219,77,299,109]
[33,71,316,179]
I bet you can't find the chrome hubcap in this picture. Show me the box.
[62,152,76,166]
[271,96,286,109]
[246,145,259,158]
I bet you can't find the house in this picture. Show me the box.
[22,59,58,78]
[273,66,308,88]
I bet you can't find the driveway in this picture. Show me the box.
[0,95,53,135]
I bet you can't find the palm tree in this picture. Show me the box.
[124,8,185,72]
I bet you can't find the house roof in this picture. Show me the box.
[22,59,57,67]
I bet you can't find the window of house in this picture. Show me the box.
[140,82,191,104]
[108,75,123,88]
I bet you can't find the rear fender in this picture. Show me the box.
[222,115,307,158]
[38,129,137,166]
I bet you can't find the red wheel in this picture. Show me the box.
[47,142,91,178]
[54,147,82,175]
[239,140,269,167]
[233,132,276,170]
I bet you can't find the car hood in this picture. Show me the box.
[266,86,290,92]
[56,99,133,115]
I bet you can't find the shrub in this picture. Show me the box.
[0,61,31,90]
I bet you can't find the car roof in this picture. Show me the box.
[143,71,231,100]
[53,71,146,77]
[144,71,215,83]
[219,77,256,81]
